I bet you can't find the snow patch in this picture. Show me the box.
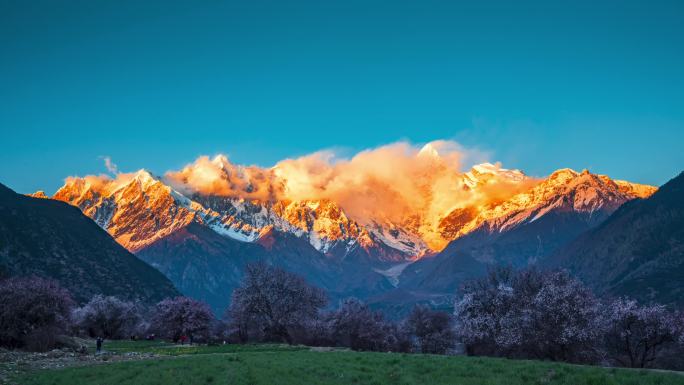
[209,222,259,242]
[373,262,412,287]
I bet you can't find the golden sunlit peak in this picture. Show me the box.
[550,168,580,177]
[28,191,48,199]
[210,154,231,169]
[132,169,154,181]
[417,142,440,158]
[49,139,658,259]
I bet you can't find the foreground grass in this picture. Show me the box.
[17,341,684,385]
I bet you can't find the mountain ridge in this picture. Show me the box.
[52,164,653,260]
[548,171,684,305]
[0,182,179,303]
[44,164,657,312]
[397,167,657,296]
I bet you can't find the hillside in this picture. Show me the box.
[550,171,684,305]
[137,222,393,312]
[0,183,179,303]
[53,169,413,265]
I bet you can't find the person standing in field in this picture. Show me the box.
[96,336,103,354]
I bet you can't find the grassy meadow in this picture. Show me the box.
[15,341,684,385]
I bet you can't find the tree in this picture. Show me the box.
[603,298,681,368]
[454,267,529,357]
[227,263,326,344]
[327,298,399,352]
[454,268,602,362]
[405,305,456,354]
[525,270,603,362]
[151,297,213,343]
[72,295,141,339]
[223,298,250,343]
[0,276,74,351]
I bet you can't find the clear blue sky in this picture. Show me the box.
[1,0,682,194]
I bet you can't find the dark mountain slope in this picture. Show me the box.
[0,183,179,303]
[137,223,393,313]
[395,170,654,311]
[401,203,618,296]
[549,171,684,305]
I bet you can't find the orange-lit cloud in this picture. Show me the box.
[163,140,538,249]
[62,172,142,195]
[165,155,276,201]
[59,140,537,250]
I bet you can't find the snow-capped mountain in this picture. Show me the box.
[398,168,657,295]
[448,168,655,239]
[461,162,527,189]
[53,170,409,264]
[436,162,532,241]
[55,170,204,252]
[52,166,654,260]
[49,164,657,312]
[548,171,684,306]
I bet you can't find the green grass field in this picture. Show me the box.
[16,341,684,385]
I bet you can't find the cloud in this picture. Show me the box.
[100,156,118,174]
[61,140,540,250]
[165,154,276,200]
[163,140,538,249]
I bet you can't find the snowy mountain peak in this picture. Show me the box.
[28,191,48,199]
[547,168,581,183]
[53,173,200,251]
[614,180,657,198]
[271,199,375,253]
[51,164,655,262]
[417,143,440,158]
[463,162,527,189]
[131,169,157,185]
[54,177,104,210]
[447,168,657,238]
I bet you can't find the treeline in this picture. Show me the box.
[223,263,455,354]
[455,268,684,369]
[1,264,683,370]
[0,276,216,351]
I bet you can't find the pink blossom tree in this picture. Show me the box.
[453,267,528,356]
[405,304,456,354]
[151,296,213,343]
[0,276,74,350]
[603,298,681,368]
[326,298,401,352]
[454,268,603,362]
[72,295,141,339]
[226,263,326,344]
